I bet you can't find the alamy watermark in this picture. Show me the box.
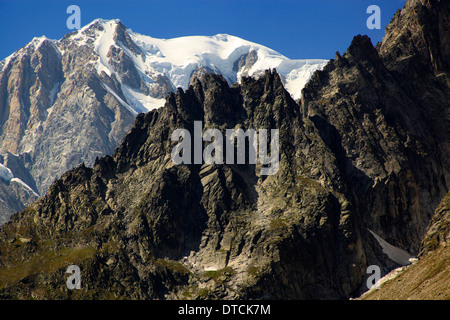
[366,265,381,290]
[66,264,81,289]
[66,5,81,30]
[171,121,279,175]
[366,5,381,30]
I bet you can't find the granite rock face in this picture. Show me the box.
[361,191,449,300]
[0,0,448,299]
[0,19,326,223]
[419,191,450,257]
[0,71,382,299]
[302,0,449,254]
[0,24,138,219]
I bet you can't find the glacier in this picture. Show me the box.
[4,18,327,113]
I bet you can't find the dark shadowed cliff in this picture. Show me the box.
[0,0,448,299]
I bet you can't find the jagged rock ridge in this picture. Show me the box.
[0,19,327,222]
[0,0,448,299]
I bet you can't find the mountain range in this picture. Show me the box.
[0,19,327,223]
[0,0,448,300]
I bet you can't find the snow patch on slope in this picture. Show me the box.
[0,163,39,196]
[102,82,135,114]
[368,229,414,266]
[0,164,14,182]
[121,84,165,113]
[11,178,39,197]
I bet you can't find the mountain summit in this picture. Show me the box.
[0,0,448,299]
[0,19,326,222]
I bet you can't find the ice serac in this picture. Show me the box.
[0,19,326,223]
[0,0,448,299]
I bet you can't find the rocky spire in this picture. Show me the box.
[0,0,448,300]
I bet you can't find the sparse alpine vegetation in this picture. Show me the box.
[0,0,448,300]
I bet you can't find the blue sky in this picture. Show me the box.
[0,0,407,61]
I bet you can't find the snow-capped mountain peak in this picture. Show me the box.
[2,18,327,114]
[0,19,328,218]
[57,18,328,112]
